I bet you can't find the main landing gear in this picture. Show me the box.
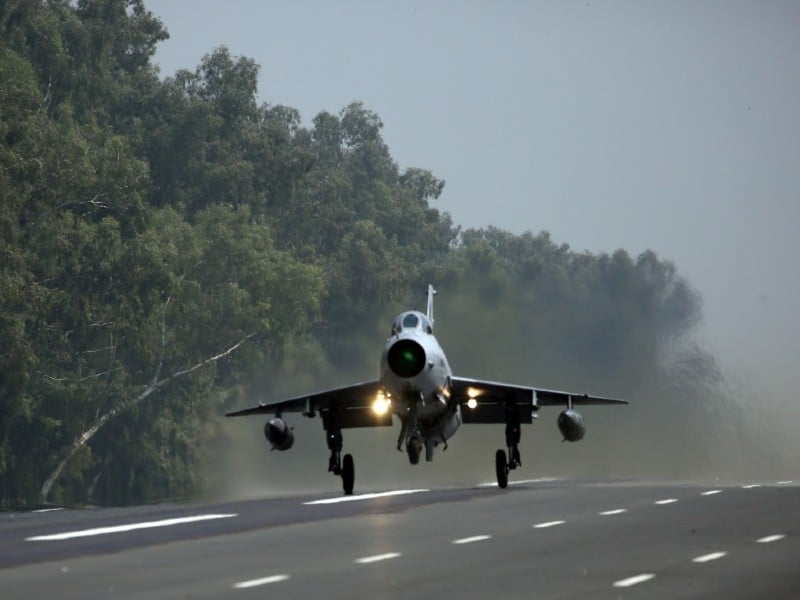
[326,426,355,495]
[496,449,509,488]
[495,445,522,489]
[495,408,522,489]
[341,454,355,495]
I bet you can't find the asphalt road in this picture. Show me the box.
[1,478,798,599]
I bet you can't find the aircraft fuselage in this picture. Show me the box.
[379,310,461,461]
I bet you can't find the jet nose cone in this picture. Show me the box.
[387,338,426,378]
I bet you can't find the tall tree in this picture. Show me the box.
[0,1,731,506]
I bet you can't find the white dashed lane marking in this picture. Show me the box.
[26,513,238,541]
[778,480,794,485]
[701,490,722,496]
[757,534,785,544]
[452,535,491,544]
[742,484,762,489]
[693,551,727,563]
[303,489,430,505]
[355,553,401,564]
[654,498,678,505]
[613,573,655,588]
[599,509,627,516]
[477,477,560,487]
[233,575,290,589]
[533,520,565,529]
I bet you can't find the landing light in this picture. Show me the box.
[372,394,391,416]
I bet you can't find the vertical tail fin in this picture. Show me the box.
[426,284,437,327]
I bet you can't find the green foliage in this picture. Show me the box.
[0,2,727,507]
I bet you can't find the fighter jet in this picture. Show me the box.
[227,285,628,494]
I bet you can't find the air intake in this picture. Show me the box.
[387,339,426,378]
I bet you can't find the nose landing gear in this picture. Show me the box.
[406,437,422,465]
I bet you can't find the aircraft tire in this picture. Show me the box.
[495,449,509,489]
[342,453,355,495]
[407,438,421,465]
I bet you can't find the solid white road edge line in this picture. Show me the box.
[26,513,237,541]
[304,489,430,505]
[693,551,727,563]
[756,534,785,543]
[233,575,290,589]
[701,490,722,496]
[599,509,627,516]
[613,574,655,588]
[654,498,679,505]
[355,553,401,564]
[533,520,565,528]
[452,535,491,544]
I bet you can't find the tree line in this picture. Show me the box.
[0,1,730,508]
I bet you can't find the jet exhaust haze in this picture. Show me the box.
[222,285,627,495]
[208,275,793,502]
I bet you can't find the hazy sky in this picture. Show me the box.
[146,1,799,400]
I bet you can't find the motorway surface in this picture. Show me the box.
[1,478,798,599]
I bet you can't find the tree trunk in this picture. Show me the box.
[39,334,254,505]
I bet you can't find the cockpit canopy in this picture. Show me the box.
[391,311,433,336]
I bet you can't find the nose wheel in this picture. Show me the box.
[495,449,509,488]
[407,437,422,465]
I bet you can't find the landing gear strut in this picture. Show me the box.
[398,400,425,466]
[326,426,355,495]
[496,404,522,488]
